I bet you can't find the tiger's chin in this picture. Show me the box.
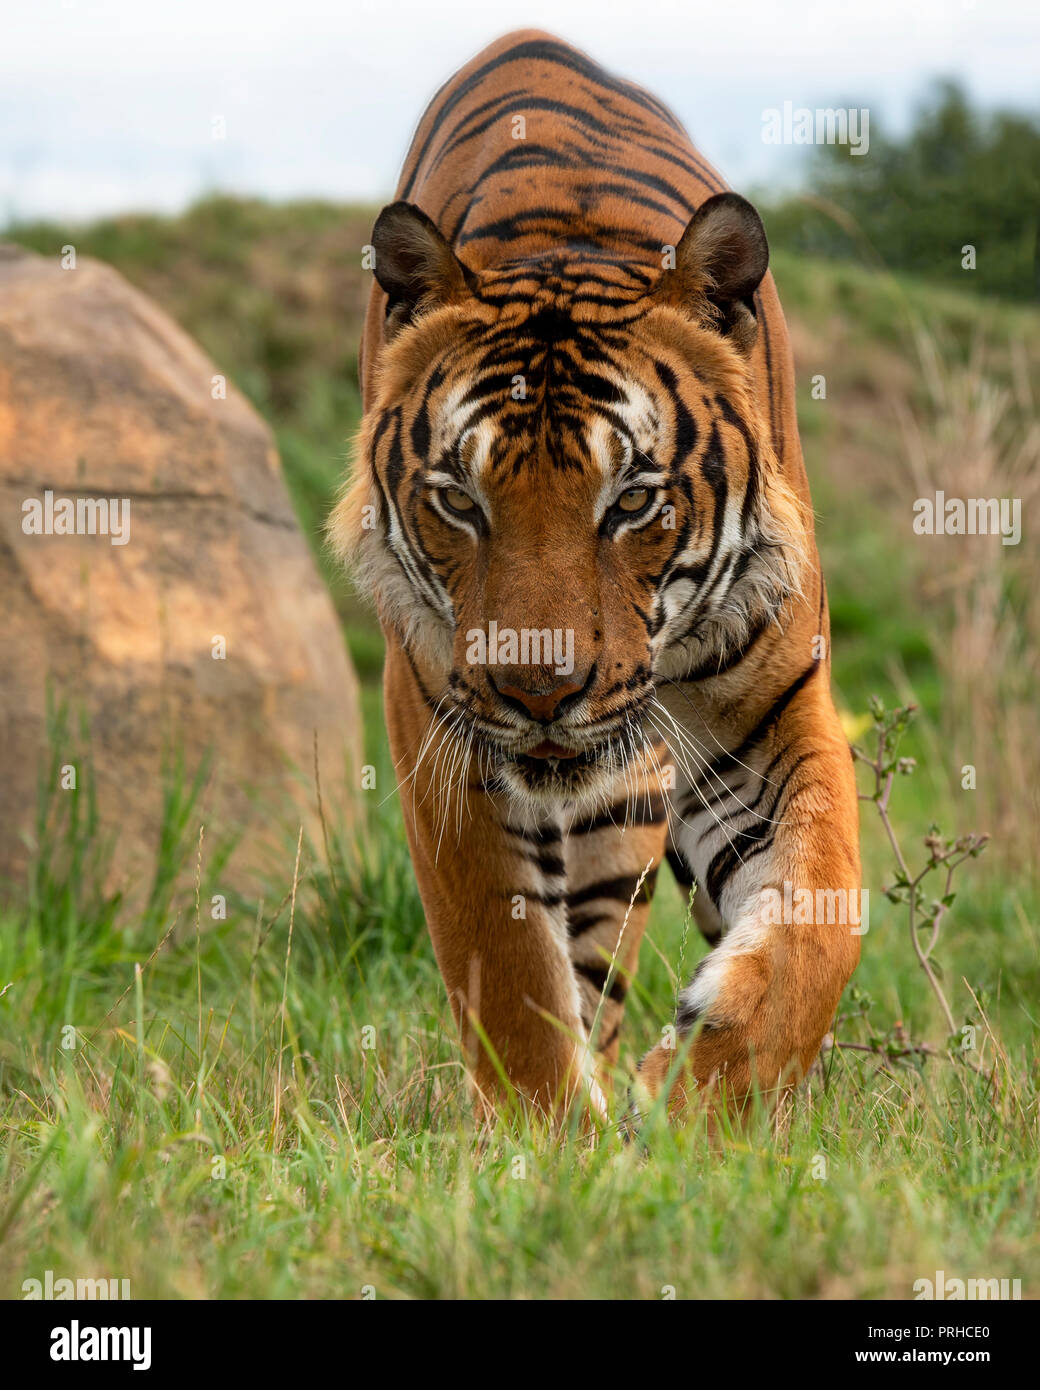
[492,742,633,818]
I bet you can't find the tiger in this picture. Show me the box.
[331,29,861,1127]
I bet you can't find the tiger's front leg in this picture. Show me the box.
[563,797,668,1070]
[383,641,595,1119]
[638,666,862,1122]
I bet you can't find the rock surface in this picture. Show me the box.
[0,242,361,902]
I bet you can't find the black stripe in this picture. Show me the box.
[574,961,628,1004]
[693,663,818,791]
[665,847,694,887]
[567,869,658,908]
[403,36,722,211]
[701,750,817,903]
[570,799,667,835]
[682,606,773,681]
[676,958,717,1035]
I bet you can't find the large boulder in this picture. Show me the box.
[0,242,361,903]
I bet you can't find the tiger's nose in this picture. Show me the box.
[490,666,593,722]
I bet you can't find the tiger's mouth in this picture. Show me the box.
[525,738,582,760]
[447,691,655,806]
[494,721,647,802]
[502,740,614,797]
[510,740,605,777]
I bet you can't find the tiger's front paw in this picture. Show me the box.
[632,1039,698,1122]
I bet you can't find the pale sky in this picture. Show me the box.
[2,0,1037,223]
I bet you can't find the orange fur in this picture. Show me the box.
[331,30,860,1128]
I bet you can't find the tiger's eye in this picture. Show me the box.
[443,488,475,513]
[618,487,650,513]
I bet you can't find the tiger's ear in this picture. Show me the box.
[659,193,769,353]
[371,201,476,340]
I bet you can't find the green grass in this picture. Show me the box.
[0,694,1036,1299]
[1,199,1037,1299]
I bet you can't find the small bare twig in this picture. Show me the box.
[849,697,989,1068]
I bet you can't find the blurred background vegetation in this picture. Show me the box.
[761,81,1040,301]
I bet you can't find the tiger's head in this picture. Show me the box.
[332,194,807,813]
